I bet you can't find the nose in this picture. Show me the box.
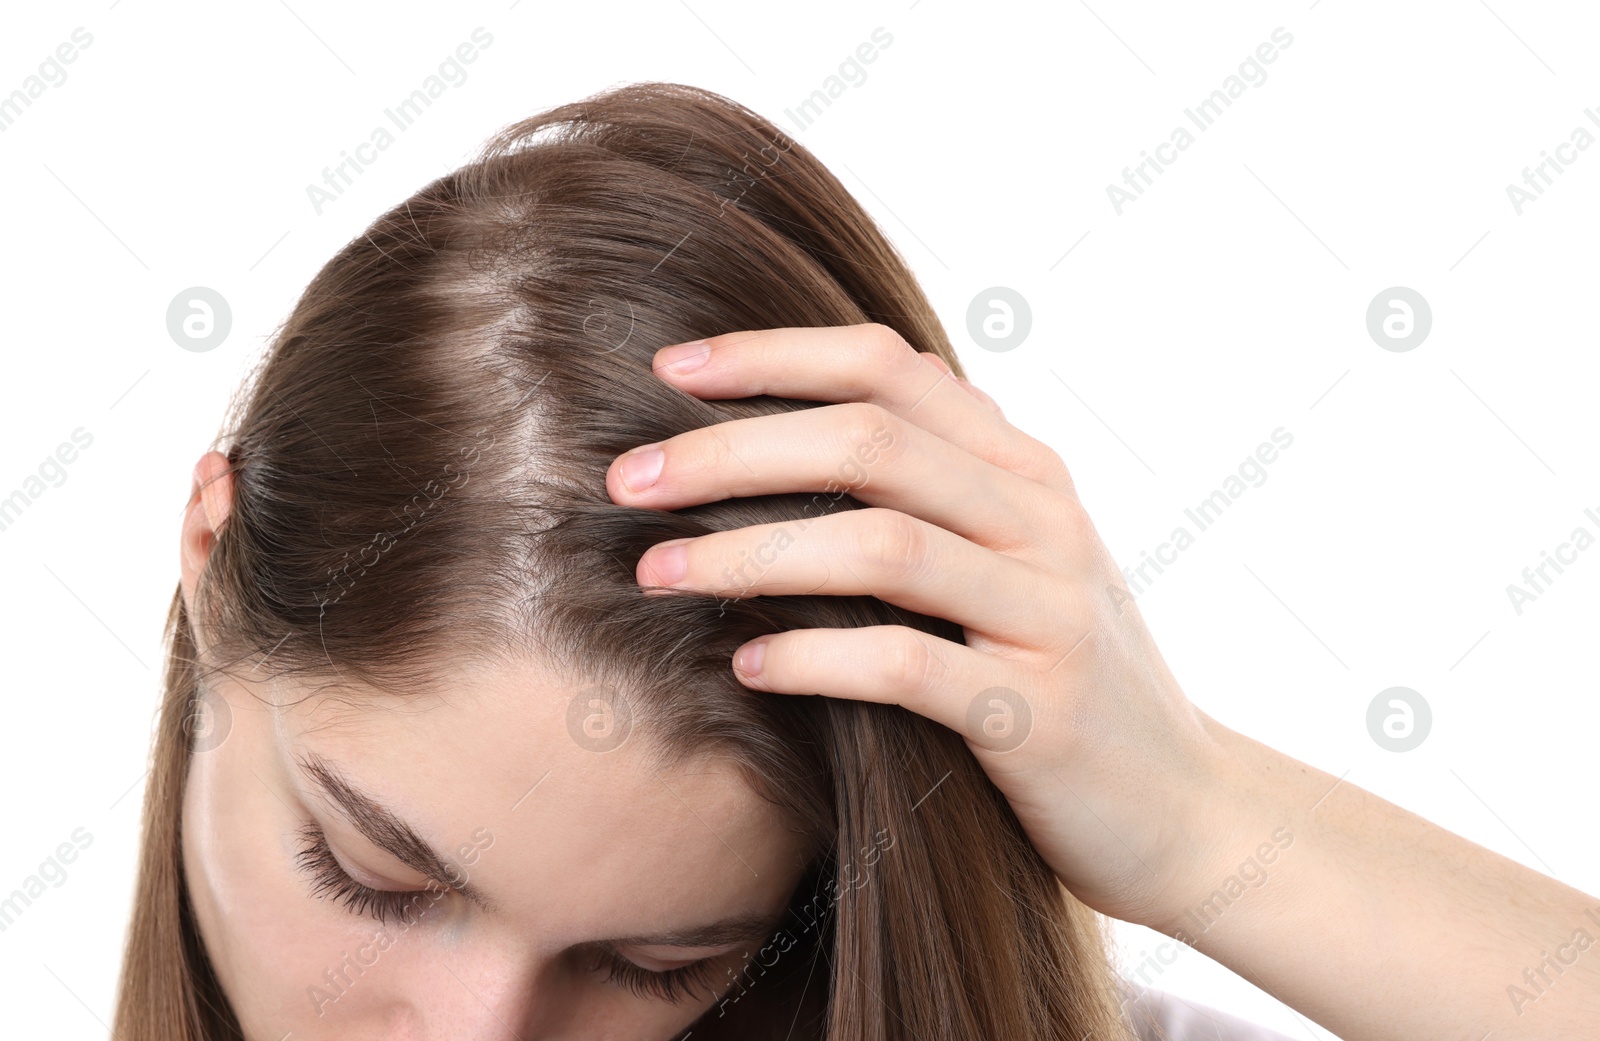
[311,945,556,1041]
[401,960,561,1041]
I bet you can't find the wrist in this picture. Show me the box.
[1141,714,1292,939]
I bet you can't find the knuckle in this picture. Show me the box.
[837,401,902,469]
[837,323,920,405]
[1008,432,1076,489]
[842,324,918,396]
[1020,492,1089,563]
[698,431,735,475]
[856,322,915,367]
[880,628,947,694]
[860,508,934,584]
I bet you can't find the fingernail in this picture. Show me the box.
[620,447,664,492]
[734,639,766,679]
[642,541,688,585]
[657,339,710,374]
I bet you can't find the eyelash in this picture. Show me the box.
[293,822,722,1004]
[586,948,721,1005]
[294,822,437,926]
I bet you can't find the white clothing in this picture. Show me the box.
[1119,978,1301,1041]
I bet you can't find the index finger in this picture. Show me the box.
[651,323,1067,492]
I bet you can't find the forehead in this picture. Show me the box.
[270,655,806,943]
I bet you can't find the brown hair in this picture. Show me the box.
[112,80,1134,1041]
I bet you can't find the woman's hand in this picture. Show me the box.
[603,322,1229,928]
[608,323,1600,1041]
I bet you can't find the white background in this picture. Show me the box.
[1,2,1597,1038]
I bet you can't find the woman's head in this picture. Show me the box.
[116,81,1132,1040]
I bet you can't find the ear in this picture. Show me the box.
[180,451,236,610]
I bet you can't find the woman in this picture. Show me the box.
[113,81,1598,1040]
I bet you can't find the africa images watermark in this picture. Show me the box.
[1504,106,1600,216]
[0,827,94,934]
[1505,904,1600,1017]
[313,427,497,614]
[307,825,495,1017]
[1109,426,1295,611]
[707,421,896,617]
[0,426,93,535]
[1169,825,1293,948]
[710,130,794,217]
[306,27,495,215]
[0,26,94,134]
[1106,26,1295,215]
[1504,503,1600,616]
[1116,825,1293,1002]
[711,826,897,1020]
[781,26,893,134]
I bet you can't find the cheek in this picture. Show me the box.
[182,740,418,1036]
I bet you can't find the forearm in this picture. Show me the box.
[1152,717,1600,1041]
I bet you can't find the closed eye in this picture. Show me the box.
[294,821,445,925]
[586,948,722,1004]
[295,818,752,1006]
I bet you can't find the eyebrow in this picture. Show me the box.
[294,750,790,951]
[576,909,785,952]
[295,749,502,915]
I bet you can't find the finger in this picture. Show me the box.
[637,508,1064,644]
[921,353,1005,417]
[730,624,1046,755]
[652,324,1068,494]
[607,401,1080,561]
[956,377,1003,416]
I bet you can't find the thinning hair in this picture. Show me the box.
[113,81,1133,1041]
